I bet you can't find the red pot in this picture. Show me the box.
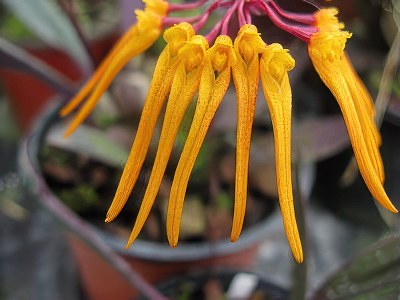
[66,231,262,300]
[19,100,273,300]
[0,32,119,133]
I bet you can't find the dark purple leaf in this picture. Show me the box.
[312,234,400,300]
[0,37,75,96]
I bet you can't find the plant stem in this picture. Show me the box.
[290,118,308,300]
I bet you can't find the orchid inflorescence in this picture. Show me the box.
[60,0,398,263]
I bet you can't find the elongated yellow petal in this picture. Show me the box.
[340,55,384,182]
[343,55,375,120]
[63,10,163,137]
[126,35,208,247]
[260,43,303,263]
[309,31,397,213]
[59,25,138,117]
[315,9,376,123]
[167,35,235,247]
[231,25,266,242]
[314,8,382,182]
[105,23,195,223]
[60,0,169,118]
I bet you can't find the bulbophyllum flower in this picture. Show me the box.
[61,0,398,264]
[60,0,168,136]
[308,9,398,214]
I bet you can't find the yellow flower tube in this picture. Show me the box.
[167,35,236,247]
[60,25,142,117]
[340,55,384,182]
[260,43,303,263]
[62,1,168,137]
[314,8,383,182]
[126,35,209,247]
[60,0,168,120]
[231,25,266,242]
[105,23,195,223]
[309,31,397,213]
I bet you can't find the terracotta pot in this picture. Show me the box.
[0,31,118,133]
[143,269,288,299]
[19,100,274,300]
[66,233,262,300]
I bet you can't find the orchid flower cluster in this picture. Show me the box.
[60,0,398,263]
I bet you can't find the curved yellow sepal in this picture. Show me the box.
[309,31,397,214]
[167,35,236,247]
[340,55,384,182]
[126,35,208,248]
[260,43,303,263]
[105,23,195,224]
[62,9,164,137]
[313,8,382,181]
[231,25,266,242]
[59,24,138,117]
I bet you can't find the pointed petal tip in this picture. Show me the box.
[126,234,138,249]
[294,252,304,263]
[105,210,118,223]
[59,108,68,118]
[230,215,245,245]
[168,238,178,248]
[376,195,398,214]
[167,225,179,247]
[63,121,81,138]
[59,99,80,117]
[63,130,72,139]
[230,232,239,243]
[289,238,304,263]
[388,204,398,214]
[292,242,304,263]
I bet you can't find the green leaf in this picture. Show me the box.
[3,0,92,72]
[0,94,19,140]
[393,0,400,29]
[312,234,400,300]
[46,122,129,168]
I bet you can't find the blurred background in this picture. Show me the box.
[0,0,400,299]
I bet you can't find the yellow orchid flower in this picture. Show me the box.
[105,22,195,223]
[125,35,209,247]
[308,9,397,213]
[231,25,266,243]
[167,35,236,247]
[60,0,168,137]
[260,43,303,263]
[61,0,397,263]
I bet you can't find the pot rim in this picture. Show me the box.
[19,98,275,262]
